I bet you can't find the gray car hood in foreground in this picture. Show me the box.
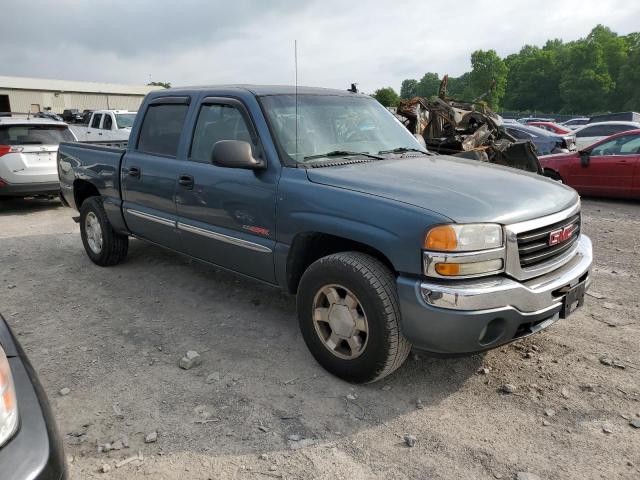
[306,155,579,224]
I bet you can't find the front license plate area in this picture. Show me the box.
[560,282,586,319]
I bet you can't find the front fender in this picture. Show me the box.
[275,168,451,278]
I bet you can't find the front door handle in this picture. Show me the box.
[178,174,194,189]
[128,166,141,177]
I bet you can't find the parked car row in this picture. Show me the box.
[0,109,136,198]
[516,112,639,131]
[540,129,640,199]
[502,120,576,155]
[61,109,83,124]
[571,121,640,150]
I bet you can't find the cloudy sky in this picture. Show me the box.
[2,0,639,93]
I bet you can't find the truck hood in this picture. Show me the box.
[305,155,579,224]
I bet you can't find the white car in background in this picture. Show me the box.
[0,116,76,197]
[573,121,640,150]
[72,110,136,143]
[560,117,590,130]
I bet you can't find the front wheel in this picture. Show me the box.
[79,197,129,266]
[297,252,411,383]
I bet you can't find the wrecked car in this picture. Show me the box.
[396,76,542,173]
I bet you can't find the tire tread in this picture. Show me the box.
[80,197,128,266]
[300,251,411,383]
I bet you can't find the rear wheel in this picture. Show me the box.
[79,197,128,266]
[297,252,411,383]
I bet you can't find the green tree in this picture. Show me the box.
[416,72,440,98]
[616,47,640,110]
[147,81,171,89]
[391,25,640,114]
[373,87,400,107]
[588,25,627,80]
[400,79,418,99]
[559,41,613,113]
[503,43,563,112]
[446,73,471,99]
[468,50,508,109]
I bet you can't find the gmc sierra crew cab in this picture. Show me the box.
[57,85,593,383]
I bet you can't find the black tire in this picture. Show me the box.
[79,197,128,266]
[297,252,411,383]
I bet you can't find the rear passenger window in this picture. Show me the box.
[91,114,102,129]
[137,104,189,157]
[190,104,254,163]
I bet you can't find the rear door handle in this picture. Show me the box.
[128,166,141,178]
[178,174,194,189]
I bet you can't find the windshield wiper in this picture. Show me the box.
[378,147,428,155]
[303,150,383,161]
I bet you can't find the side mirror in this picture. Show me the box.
[211,140,265,170]
[579,150,590,167]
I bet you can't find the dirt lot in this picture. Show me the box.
[1,197,639,479]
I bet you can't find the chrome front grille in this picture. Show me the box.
[517,214,580,268]
[504,201,582,281]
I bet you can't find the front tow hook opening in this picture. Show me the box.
[478,317,507,346]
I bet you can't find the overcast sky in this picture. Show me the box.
[2,0,639,93]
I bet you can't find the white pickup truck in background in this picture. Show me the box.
[71,110,136,143]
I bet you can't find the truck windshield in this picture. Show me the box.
[0,125,75,145]
[115,113,136,129]
[260,94,426,163]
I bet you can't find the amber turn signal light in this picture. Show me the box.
[424,225,458,251]
[434,263,460,276]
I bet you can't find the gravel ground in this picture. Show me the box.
[1,196,639,479]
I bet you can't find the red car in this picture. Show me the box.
[529,121,572,135]
[539,129,640,199]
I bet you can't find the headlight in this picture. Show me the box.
[424,224,503,252]
[0,346,18,447]
[423,224,505,278]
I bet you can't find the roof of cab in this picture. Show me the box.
[145,84,370,98]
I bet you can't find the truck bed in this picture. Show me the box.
[57,141,126,211]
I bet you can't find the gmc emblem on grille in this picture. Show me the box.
[549,224,576,246]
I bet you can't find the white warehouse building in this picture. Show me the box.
[0,76,162,114]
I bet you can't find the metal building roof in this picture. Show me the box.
[0,76,163,95]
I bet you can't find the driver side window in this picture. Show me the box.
[591,135,639,156]
[190,103,255,164]
[619,136,640,154]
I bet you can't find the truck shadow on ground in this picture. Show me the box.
[75,238,484,456]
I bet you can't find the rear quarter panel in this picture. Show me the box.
[57,142,126,228]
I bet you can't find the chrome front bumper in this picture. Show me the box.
[420,234,592,313]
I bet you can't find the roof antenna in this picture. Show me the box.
[348,83,358,93]
[295,39,298,159]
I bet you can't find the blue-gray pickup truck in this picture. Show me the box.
[57,86,593,383]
